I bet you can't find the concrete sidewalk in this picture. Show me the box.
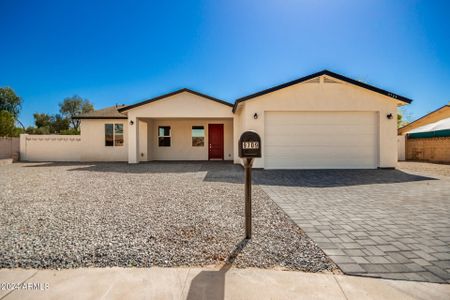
[0,267,448,300]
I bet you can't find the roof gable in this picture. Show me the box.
[119,88,232,112]
[233,70,412,112]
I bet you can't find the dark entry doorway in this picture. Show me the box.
[208,124,224,160]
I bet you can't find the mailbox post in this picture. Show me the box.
[238,131,261,239]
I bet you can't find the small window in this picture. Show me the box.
[105,123,124,147]
[192,126,204,147]
[158,126,171,147]
[114,124,124,146]
[105,124,114,146]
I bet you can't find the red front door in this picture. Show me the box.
[208,124,224,160]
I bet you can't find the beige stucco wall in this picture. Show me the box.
[80,119,128,161]
[147,119,154,161]
[127,91,234,163]
[398,135,406,161]
[144,118,233,161]
[79,116,233,163]
[234,75,399,168]
[20,134,81,161]
[127,91,234,119]
[139,120,148,161]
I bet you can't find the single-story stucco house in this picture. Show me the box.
[72,70,411,169]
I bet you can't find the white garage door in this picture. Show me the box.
[264,111,378,169]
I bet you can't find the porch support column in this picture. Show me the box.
[128,116,139,164]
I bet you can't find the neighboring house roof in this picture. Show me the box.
[73,105,128,119]
[398,104,450,135]
[118,88,233,112]
[233,70,413,112]
[407,117,450,139]
[408,117,450,133]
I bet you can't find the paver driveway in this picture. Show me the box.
[259,162,450,283]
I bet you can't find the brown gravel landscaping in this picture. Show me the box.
[0,162,338,273]
[398,161,450,178]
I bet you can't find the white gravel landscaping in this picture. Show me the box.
[0,162,338,273]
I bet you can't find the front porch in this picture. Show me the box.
[128,118,234,163]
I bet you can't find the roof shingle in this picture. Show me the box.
[73,105,128,119]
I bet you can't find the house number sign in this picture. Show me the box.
[242,141,259,150]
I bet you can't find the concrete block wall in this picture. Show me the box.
[406,137,450,163]
[20,134,82,161]
[0,137,20,160]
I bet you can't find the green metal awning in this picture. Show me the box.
[408,129,450,139]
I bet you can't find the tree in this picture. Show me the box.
[49,114,70,133]
[397,108,411,128]
[60,128,80,135]
[59,95,93,130]
[397,113,403,128]
[25,126,48,135]
[0,87,24,129]
[33,113,52,128]
[0,111,16,136]
[29,113,70,134]
[0,87,21,118]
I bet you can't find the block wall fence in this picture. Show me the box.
[20,134,82,162]
[406,137,450,163]
[0,137,19,160]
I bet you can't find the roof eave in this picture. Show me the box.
[232,70,413,112]
[73,116,128,120]
[118,88,233,112]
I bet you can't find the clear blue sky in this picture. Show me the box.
[1,0,449,126]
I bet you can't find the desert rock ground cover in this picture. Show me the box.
[0,162,338,273]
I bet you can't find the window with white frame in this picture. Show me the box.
[105,123,124,147]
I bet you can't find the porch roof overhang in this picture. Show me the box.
[117,88,234,119]
[118,88,233,113]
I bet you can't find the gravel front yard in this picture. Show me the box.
[0,162,338,273]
